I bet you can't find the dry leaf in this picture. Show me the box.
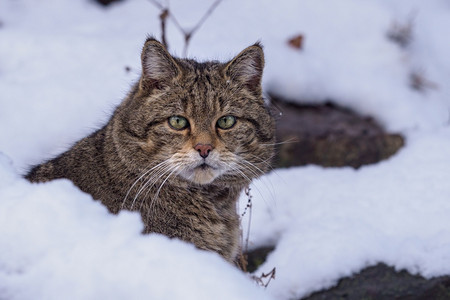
[288,34,304,50]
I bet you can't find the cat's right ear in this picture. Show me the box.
[223,43,265,97]
[140,38,181,91]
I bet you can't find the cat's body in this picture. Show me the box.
[26,38,275,263]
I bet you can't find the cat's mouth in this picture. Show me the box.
[196,163,216,170]
[178,162,222,184]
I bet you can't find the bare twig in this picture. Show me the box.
[409,69,438,93]
[190,0,222,34]
[148,0,164,9]
[148,0,169,49]
[241,187,253,218]
[242,186,253,253]
[159,9,169,49]
[387,11,416,48]
[252,268,276,288]
[148,0,223,56]
[237,186,253,272]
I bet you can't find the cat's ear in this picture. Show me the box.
[224,43,264,95]
[140,38,181,90]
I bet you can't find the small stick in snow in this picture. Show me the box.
[252,267,276,288]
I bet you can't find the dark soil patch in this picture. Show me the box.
[247,97,448,299]
[302,263,450,300]
[245,249,450,300]
[271,95,404,168]
[93,0,124,6]
[245,246,275,273]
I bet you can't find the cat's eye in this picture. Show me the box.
[168,116,189,130]
[217,115,236,130]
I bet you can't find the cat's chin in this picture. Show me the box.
[179,164,221,185]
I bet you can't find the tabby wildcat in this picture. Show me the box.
[26,38,275,263]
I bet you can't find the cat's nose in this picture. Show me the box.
[194,143,213,159]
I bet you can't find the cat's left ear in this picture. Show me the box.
[224,43,264,96]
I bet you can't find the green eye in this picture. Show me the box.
[168,116,189,130]
[217,115,236,130]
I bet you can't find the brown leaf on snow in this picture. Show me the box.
[287,34,304,50]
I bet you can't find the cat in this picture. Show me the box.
[26,38,275,263]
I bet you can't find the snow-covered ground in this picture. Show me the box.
[1,0,449,299]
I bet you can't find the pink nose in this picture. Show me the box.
[194,143,213,159]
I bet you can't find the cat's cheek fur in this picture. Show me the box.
[220,125,255,151]
[142,125,185,152]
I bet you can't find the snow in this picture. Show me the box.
[0,164,271,300]
[1,0,450,299]
[245,127,450,298]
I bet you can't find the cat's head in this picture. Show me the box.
[114,38,275,186]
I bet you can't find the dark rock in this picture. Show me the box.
[270,95,404,169]
[246,247,450,299]
[93,0,124,7]
[302,263,450,300]
[247,97,445,299]
[245,246,275,273]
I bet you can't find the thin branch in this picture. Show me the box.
[159,9,169,49]
[148,0,223,56]
[243,186,253,254]
[148,0,164,9]
[182,0,223,56]
[189,0,222,37]
[167,11,185,34]
[252,268,276,288]
[237,186,253,272]
[149,0,170,49]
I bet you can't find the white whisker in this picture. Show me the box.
[154,166,181,204]
[122,160,171,209]
[130,161,173,210]
[145,164,182,215]
[227,157,276,207]
[260,138,297,146]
